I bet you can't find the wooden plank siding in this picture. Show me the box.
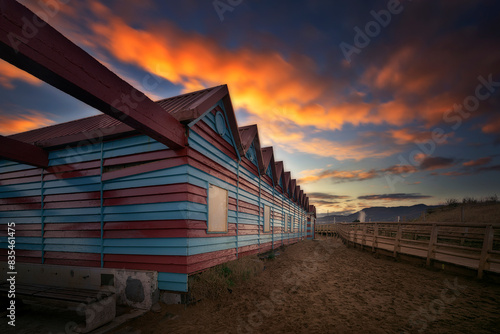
[0,98,310,293]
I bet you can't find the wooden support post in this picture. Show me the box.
[362,224,367,247]
[460,227,468,246]
[478,225,494,279]
[0,135,48,167]
[393,223,402,258]
[426,224,438,266]
[354,224,358,245]
[372,223,378,252]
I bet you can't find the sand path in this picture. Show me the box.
[114,238,500,334]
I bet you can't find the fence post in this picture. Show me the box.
[460,227,468,246]
[393,223,402,257]
[362,224,367,247]
[372,223,378,252]
[426,224,438,266]
[478,225,494,279]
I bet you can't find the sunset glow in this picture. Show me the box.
[2,0,499,215]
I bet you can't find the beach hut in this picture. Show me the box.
[0,2,314,305]
[0,84,314,295]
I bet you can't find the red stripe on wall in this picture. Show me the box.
[0,175,41,185]
[44,223,100,231]
[0,167,42,181]
[103,147,188,166]
[192,120,238,160]
[44,192,101,203]
[43,168,101,181]
[104,248,237,274]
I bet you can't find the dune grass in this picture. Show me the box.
[416,195,500,223]
[188,255,265,302]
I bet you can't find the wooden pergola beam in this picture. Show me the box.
[0,0,186,150]
[0,135,48,168]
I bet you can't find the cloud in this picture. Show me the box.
[80,1,500,139]
[0,60,42,89]
[381,165,418,174]
[482,116,500,135]
[477,164,500,173]
[463,157,492,167]
[0,109,56,135]
[299,163,419,184]
[258,120,403,161]
[419,157,455,171]
[298,168,379,184]
[357,193,433,201]
[386,128,454,146]
[308,192,350,200]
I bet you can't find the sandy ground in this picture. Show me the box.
[109,237,500,334]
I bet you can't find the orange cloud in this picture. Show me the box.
[298,168,379,184]
[256,120,402,161]
[0,109,56,135]
[482,117,500,134]
[0,60,42,89]
[299,163,419,185]
[81,3,404,135]
[463,157,492,167]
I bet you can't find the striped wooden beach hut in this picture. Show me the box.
[0,2,315,301]
[0,84,315,293]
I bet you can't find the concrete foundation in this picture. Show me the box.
[160,291,182,305]
[0,262,158,310]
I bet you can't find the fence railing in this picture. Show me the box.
[315,222,500,279]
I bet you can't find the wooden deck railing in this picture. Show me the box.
[315,222,500,279]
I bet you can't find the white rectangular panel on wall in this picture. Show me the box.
[264,205,270,232]
[208,184,228,233]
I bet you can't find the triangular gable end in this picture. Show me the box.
[175,85,242,161]
[284,171,291,198]
[261,147,276,186]
[275,161,284,193]
[239,125,264,174]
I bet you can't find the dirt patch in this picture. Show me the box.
[110,238,500,333]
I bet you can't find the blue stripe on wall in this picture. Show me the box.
[158,272,188,292]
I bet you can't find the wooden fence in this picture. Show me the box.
[315,222,500,279]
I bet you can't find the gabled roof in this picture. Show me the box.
[284,171,291,195]
[158,85,228,123]
[6,80,312,210]
[9,85,229,148]
[274,161,284,190]
[238,124,264,173]
[238,125,258,153]
[308,205,316,217]
[261,147,276,182]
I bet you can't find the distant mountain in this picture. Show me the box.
[317,204,440,223]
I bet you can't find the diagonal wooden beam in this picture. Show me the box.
[0,0,186,149]
[0,135,48,168]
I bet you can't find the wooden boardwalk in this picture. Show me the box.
[316,222,500,278]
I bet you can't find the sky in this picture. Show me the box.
[1,0,499,215]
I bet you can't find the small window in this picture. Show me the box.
[208,184,228,233]
[284,214,288,232]
[264,205,271,232]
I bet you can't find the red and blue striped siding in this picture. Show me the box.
[0,100,308,292]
